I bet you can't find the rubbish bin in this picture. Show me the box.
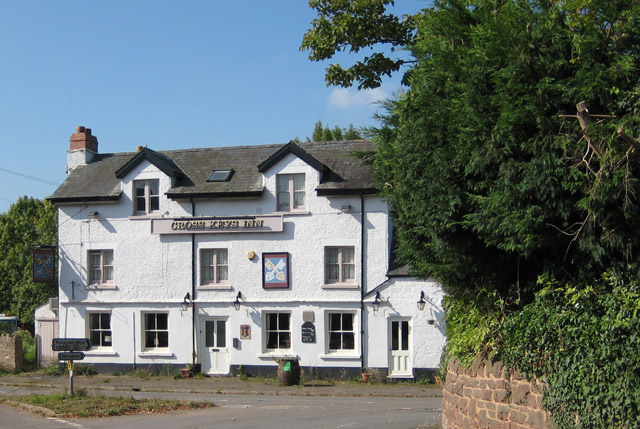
[276,358,300,386]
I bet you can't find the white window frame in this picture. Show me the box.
[142,312,169,350]
[88,249,114,286]
[324,246,356,285]
[276,173,305,212]
[87,312,112,349]
[326,311,357,354]
[199,248,229,289]
[263,311,292,352]
[133,179,160,215]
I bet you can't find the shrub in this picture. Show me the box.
[499,274,640,428]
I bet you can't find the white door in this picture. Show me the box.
[388,318,412,377]
[202,318,229,374]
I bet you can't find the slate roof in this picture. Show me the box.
[48,140,377,204]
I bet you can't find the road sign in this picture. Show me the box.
[58,351,85,361]
[52,338,92,351]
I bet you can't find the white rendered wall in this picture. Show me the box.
[366,278,446,371]
[56,154,444,372]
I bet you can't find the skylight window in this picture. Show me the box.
[207,169,234,182]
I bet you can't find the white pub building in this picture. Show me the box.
[47,126,446,379]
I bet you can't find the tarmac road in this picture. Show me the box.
[0,373,442,429]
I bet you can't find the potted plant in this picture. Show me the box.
[179,364,193,378]
[361,368,372,382]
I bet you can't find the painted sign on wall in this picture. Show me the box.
[263,252,289,288]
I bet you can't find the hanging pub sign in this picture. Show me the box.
[262,252,289,288]
[32,245,56,283]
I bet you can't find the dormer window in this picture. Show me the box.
[277,174,305,211]
[207,169,234,182]
[134,179,159,215]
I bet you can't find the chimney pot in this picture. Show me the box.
[137,146,144,152]
[69,125,98,153]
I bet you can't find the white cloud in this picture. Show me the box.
[328,87,390,109]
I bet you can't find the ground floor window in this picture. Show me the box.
[264,312,291,350]
[88,312,112,348]
[327,312,355,352]
[144,312,168,349]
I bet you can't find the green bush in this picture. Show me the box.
[499,274,640,428]
[73,364,96,376]
[43,364,63,376]
[14,330,36,365]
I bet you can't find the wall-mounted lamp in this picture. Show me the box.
[417,291,426,311]
[234,291,244,311]
[181,292,193,311]
[372,291,382,312]
[87,211,99,219]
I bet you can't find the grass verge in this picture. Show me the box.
[0,394,214,418]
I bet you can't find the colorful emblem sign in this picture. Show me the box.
[33,247,55,283]
[262,252,289,289]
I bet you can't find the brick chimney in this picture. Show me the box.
[67,126,99,175]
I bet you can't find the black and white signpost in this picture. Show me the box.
[52,338,91,395]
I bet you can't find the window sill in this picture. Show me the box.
[275,210,310,216]
[320,354,361,360]
[85,349,117,357]
[128,213,163,220]
[137,351,174,358]
[85,284,117,291]
[322,283,359,290]
[197,284,232,291]
[257,352,296,360]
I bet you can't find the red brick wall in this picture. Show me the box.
[442,357,555,428]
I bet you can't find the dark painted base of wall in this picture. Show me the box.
[69,362,438,381]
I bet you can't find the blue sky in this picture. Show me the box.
[0,1,425,214]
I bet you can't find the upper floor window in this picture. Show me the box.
[276,174,305,211]
[200,249,228,286]
[134,179,159,215]
[325,247,355,284]
[89,250,114,285]
[88,312,112,348]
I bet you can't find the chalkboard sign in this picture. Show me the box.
[301,322,316,343]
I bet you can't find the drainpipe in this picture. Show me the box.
[190,198,197,365]
[359,193,366,370]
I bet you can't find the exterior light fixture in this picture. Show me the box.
[87,211,99,219]
[372,291,382,312]
[234,291,244,311]
[181,292,193,311]
[417,291,426,311]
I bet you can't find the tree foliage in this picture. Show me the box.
[301,0,417,89]
[311,120,363,141]
[375,0,640,302]
[0,197,57,324]
[303,1,640,425]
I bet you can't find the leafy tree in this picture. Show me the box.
[301,0,418,89]
[375,0,640,302]
[310,120,363,142]
[304,1,640,425]
[0,197,57,324]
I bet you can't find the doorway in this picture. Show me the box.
[201,318,229,374]
[388,318,412,377]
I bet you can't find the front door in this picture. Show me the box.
[388,318,412,377]
[202,318,229,374]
